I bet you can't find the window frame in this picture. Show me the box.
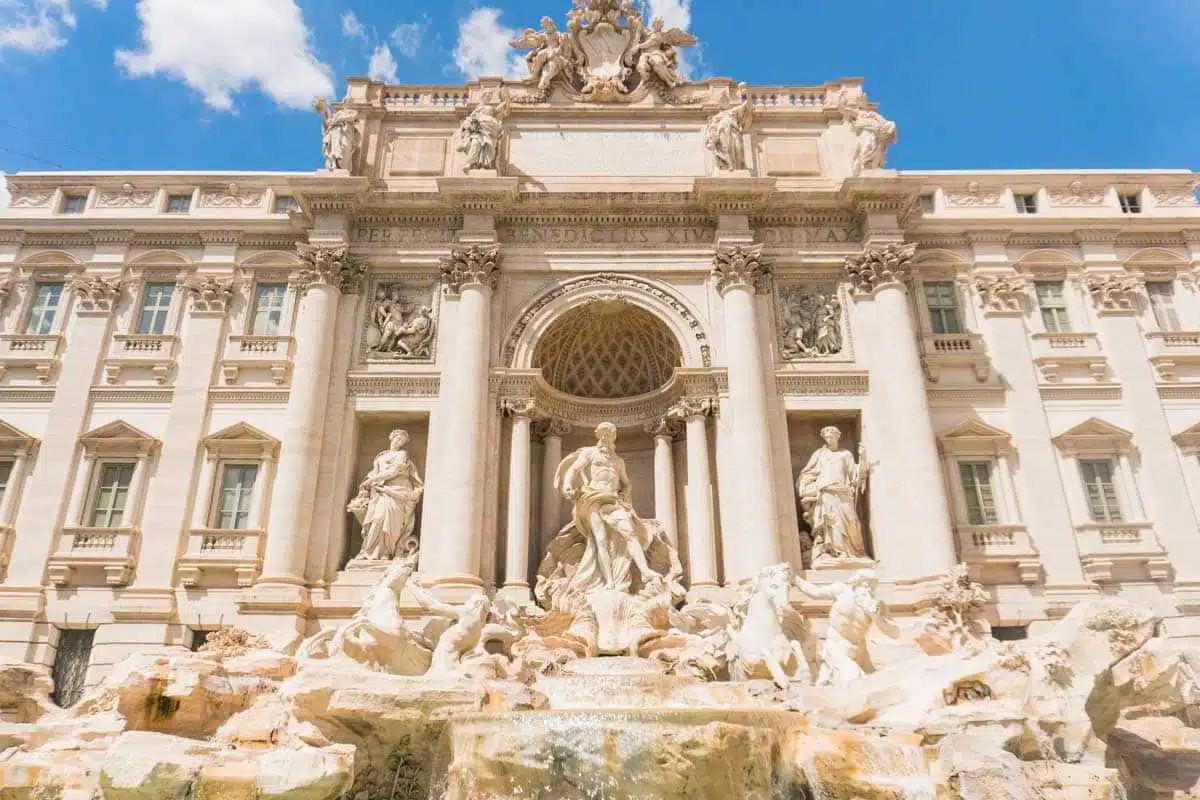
[1145,280,1182,332]
[1014,193,1039,215]
[248,282,290,337]
[272,195,298,215]
[209,462,261,531]
[61,194,88,215]
[1077,457,1124,523]
[958,460,1001,526]
[1033,280,1073,334]
[83,460,137,529]
[134,281,178,336]
[24,281,66,336]
[1118,193,1142,214]
[164,193,193,214]
[922,280,964,335]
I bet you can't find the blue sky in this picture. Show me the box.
[0,0,1196,199]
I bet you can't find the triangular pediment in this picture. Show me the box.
[1174,422,1200,453]
[939,418,1013,455]
[1053,417,1133,453]
[203,422,279,445]
[0,421,37,457]
[202,422,280,460]
[79,420,159,457]
[80,420,157,443]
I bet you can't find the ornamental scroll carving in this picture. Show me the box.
[66,274,122,312]
[441,245,501,294]
[974,273,1029,314]
[1085,273,1143,313]
[295,243,367,295]
[712,244,772,295]
[179,275,235,314]
[776,283,843,359]
[844,243,916,295]
[365,283,437,361]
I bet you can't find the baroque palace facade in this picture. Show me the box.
[1,8,1199,695]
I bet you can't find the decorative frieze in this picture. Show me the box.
[973,273,1029,315]
[198,186,265,209]
[943,183,1002,208]
[775,282,843,359]
[712,244,771,294]
[9,191,53,208]
[96,186,156,208]
[440,245,501,294]
[179,275,236,314]
[66,274,122,313]
[295,243,367,294]
[1048,182,1106,207]
[843,243,916,295]
[1151,188,1198,208]
[1085,273,1143,313]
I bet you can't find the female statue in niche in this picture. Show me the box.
[796,425,870,568]
[347,429,424,561]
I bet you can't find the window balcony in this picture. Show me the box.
[1144,330,1200,382]
[954,524,1041,584]
[920,332,991,382]
[1030,332,1108,383]
[176,528,264,588]
[103,334,180,385]
[46,526,139,586]
[1075,521,1170,584]
[0,334,64,384]
[220,335,293,386]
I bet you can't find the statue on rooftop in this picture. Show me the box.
[455,95,510,171]
[314,98,359,172]
[704,85,754,171]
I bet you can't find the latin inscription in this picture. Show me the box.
[353,228,457,245]
[498,226,716,246]
[755,227,860,246]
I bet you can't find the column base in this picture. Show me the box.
[497,584,533,605]
[421,574,486,604]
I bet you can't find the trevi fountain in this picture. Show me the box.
[0,0,1197,798]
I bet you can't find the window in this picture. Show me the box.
[1119,193,1142,214]
[87,463,134,528]
[214,464,258,530]
[51,629,95,708]
[25,283,63,335]
[918,194,935,213]
[0,461,13,510]
[958,462,999,525]
[1034,281,1072,333]
[251,284,287,335]
[62,194,87,214]
[136,283,175,335]
[923,282,963,335]
[1147,282,1181,331]
[1015,193,1038,214]
[1079,459,1123,523]
[165,194,192,214]
[272,195,298,215]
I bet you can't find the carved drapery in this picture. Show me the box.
[179,275,235,314]
[441,245,501,294]
[843,243,916,295]
[294,243,367,295]
[66,274,122,313]
[1085,273,1143,314]
[974,273,1029,315]
[712,244,772,295]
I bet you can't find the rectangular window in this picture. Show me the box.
[1015,193,1038,214]
[62,194,87,214]
[0,460,13,512]
[251,284,287,335]
[165,194,192,214]
[1079,459,1123,523]
[136,283,175,335]
[918,194,935,213]
[87,463,135,528]
[958,461,999,525]
[1034,281,1072,333]
[51,628,95,708]
[214,464,258,530]
[272,195,297,215]
[1147,282,1181,332]
[1119,193,1142,214]
[923,281,963,335]
[25,283,63,335]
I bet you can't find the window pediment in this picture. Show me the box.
[939,418,1013,456]
[1052,417,1133,456]
[79,420,160,458]
[202,422,280,461]
[0,421,38,458]
[1174,422,1200,455]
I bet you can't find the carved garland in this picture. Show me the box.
[502,273,711,368]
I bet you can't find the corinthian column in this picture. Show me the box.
[645,416,682,547]
[845,243,956,579]
[420,245,500,592]
[536,418,571,553]
[252,243,363,607]
[713,244,781,580]
[501,398,534,601]
[675,397,718,594]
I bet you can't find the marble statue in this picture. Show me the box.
[406,583,511,677]
[347,429,424,562]
[456,97,509,172]
[296,551,432,675]
[314,99,359,172]
[511,17,576,93]
[632,17,695,89]
[796,426,870,567]
[369,285,435,360]
[794,569,899,687]
[704,85,754,172]
[536,422,684,653]
[728,564,815,689]
[778,285,843,359]
[850,107,896,174]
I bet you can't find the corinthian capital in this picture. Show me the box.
[67,273,123,313]
[843,243,916,295]
[179,274,236,314]
[974,273,1029,315]
[1085,272,1143,314]
[294,242,367,295]
[712,244,772,295]
[441,245,501,294]
[671,396,716,421]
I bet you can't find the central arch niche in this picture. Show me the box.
[532,300,682,399]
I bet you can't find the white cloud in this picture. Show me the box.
[453,7,525,80]
[0,174,10,210]
[0,0,106,55]
[115,0,334,112]
[367,42,397,83]
[390,15,430,59]
[340,10,364,41]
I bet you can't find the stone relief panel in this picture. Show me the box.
[774,281,847,361]
[361,277,440,363]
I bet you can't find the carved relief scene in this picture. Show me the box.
[363,280,438,362]
[775,281,846,360]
